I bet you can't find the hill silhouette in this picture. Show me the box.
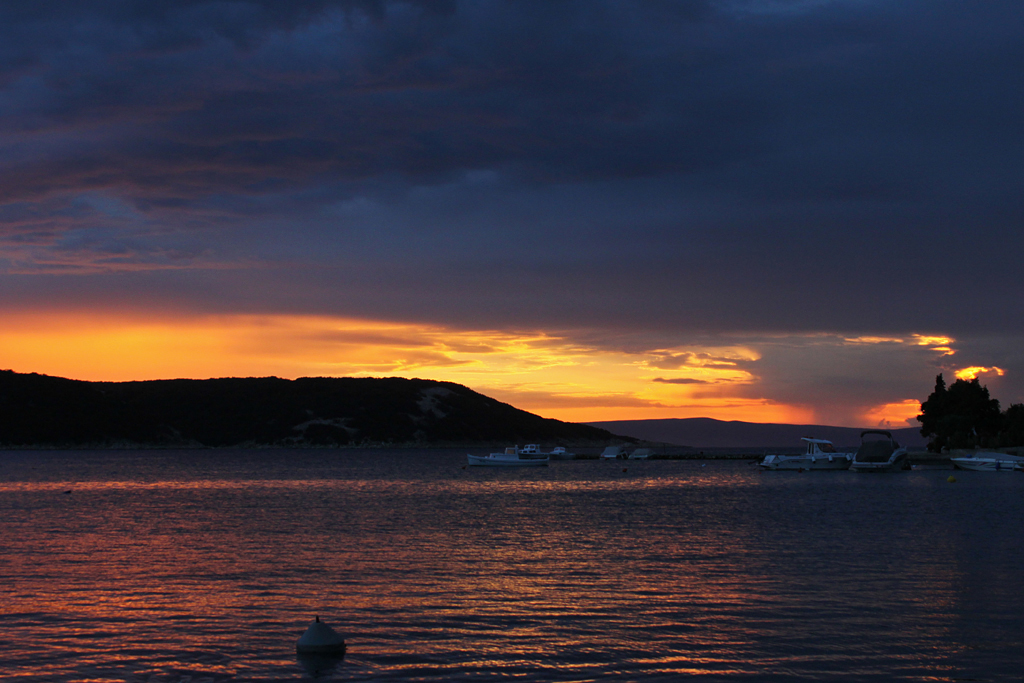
[587,417,927,449]
[0,370,617,448]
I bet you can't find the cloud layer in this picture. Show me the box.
[2,0,1023,422]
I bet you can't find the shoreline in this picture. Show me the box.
[0,444,953,463]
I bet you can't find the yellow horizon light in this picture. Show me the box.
[0,311,897,427]
[529,399,813,424]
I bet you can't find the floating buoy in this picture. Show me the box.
[296,616,347,656]
[622,467,628,473]
[947,475,956,483]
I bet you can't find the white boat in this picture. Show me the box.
[849,430,909,472]
[549,447,576,460]
[951,451,1024,471]
[759,438,852,471]
[467,447,549,467]
[628,448,653,460]
[600,446,628,460]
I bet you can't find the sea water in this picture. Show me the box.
[0,449,1022,682]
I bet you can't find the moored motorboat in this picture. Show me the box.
[759,438,852,471]
[849,430,909,472]
[549,447,576,460]
[600,446,628,460]
[951,451,1024,471]
[628,448,653,460]
[468,447,549,467]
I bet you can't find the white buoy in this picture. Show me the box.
[296,616,347,656]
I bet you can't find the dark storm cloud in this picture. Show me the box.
[0,0,740,202]
[0,0,1013,214]
[1,0,1023,342]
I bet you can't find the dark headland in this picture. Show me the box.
[0,370,619,448]
[587,417,928,449]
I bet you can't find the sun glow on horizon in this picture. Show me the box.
[0,312,971,428]
[0,311,819,424]
[860,399,922,429]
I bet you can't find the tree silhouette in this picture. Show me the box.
[999,403,1024,448]
[918,374,1002,451]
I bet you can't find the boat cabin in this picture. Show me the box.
[802,438,837,455]
[854,430,900,463]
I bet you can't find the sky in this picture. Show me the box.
[1,0,1022,427]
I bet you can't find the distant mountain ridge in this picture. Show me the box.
[0,370,617,448]
[586,417,927,449]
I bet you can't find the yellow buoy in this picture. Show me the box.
[947,475,956,483]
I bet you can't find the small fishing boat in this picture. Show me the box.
[759,438,852,471]
[849,430,909,472]
[468,447,549,467]
[951,452,1024,471]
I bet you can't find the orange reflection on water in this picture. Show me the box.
[0,460,985,681]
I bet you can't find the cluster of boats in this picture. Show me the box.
[758,429,1024,472]
[598,446,653,460]
[465,444,653,467]
[760,430,912,472]
[466,445,573,467]
[465,430,1024,471]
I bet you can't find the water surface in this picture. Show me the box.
[1,450,1022,681]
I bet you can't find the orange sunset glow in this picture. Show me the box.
[860,399,922,429]
[0,309,989,427]
[0,311,822,424]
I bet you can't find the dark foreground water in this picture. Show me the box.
[1,450,1022,682]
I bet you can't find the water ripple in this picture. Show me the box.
[0,451,1022,680]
